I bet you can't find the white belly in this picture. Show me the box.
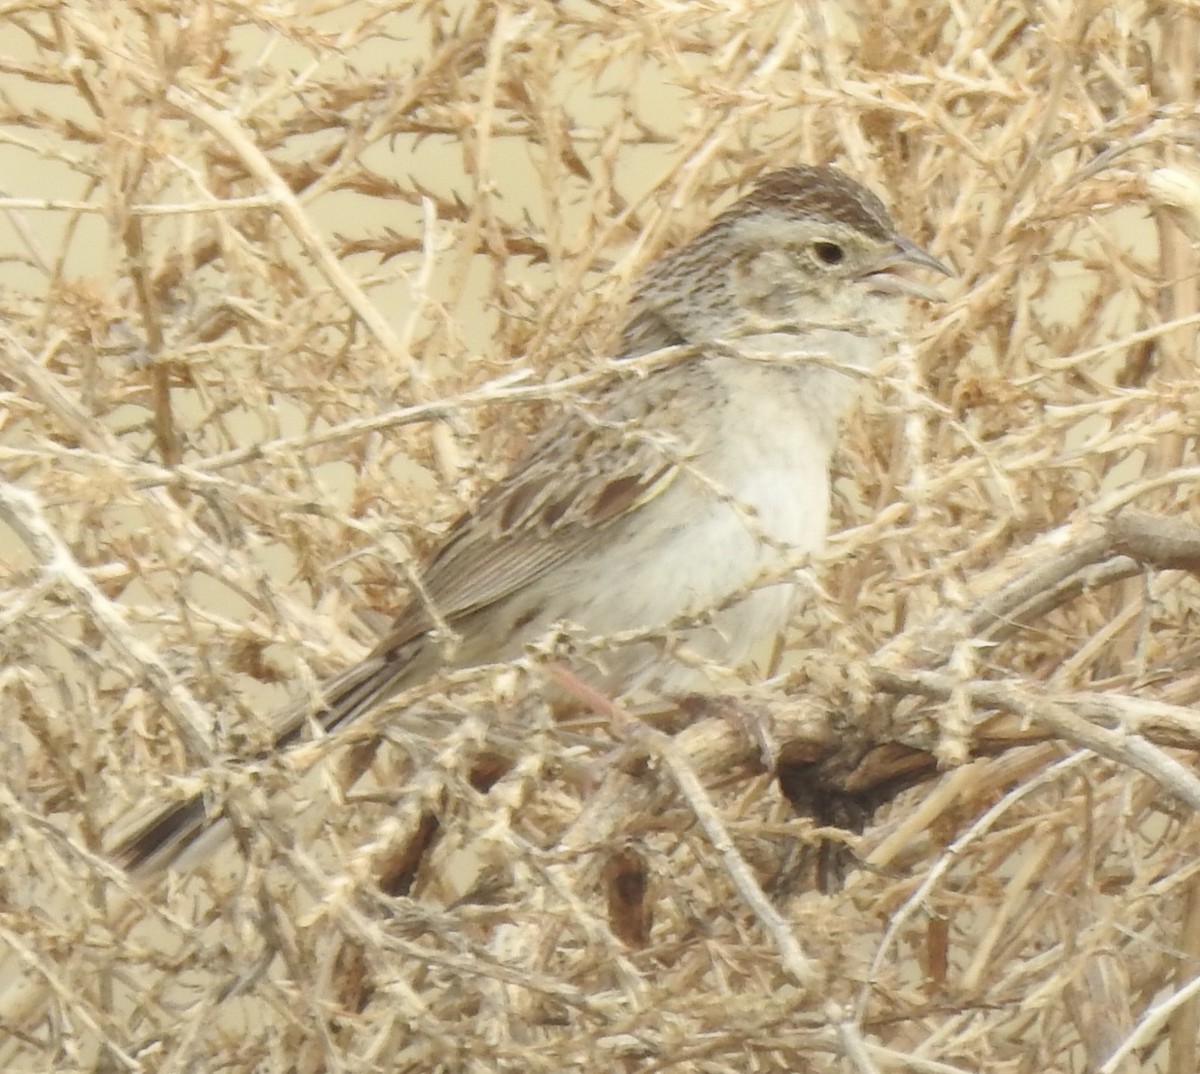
[506,356,839,698]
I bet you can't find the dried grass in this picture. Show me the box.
[2,1,1200,1071]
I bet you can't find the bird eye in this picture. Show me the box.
[813,241,845,265]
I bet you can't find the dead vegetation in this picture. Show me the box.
[2,1,1200,1071]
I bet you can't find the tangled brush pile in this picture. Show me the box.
[1,3,1199,1071]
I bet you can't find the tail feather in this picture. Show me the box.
[111,652,412,880]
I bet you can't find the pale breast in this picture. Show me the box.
[476,347,856,697]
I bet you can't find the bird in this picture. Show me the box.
[111,164,951,879]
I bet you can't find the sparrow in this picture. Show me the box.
[112,164,950,878]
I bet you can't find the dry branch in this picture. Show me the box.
[2,2,1200,1073]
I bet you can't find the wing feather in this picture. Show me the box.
[370,397,689,658]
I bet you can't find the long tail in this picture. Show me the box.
[112,653,409,880]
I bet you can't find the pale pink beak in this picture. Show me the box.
[860,235,953,300]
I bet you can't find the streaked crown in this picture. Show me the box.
[727,166,894,240]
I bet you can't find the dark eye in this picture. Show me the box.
[813,241,844,265]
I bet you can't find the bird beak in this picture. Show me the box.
[860,235,953,301]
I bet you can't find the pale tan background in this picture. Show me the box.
[2,1,1200,1071]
